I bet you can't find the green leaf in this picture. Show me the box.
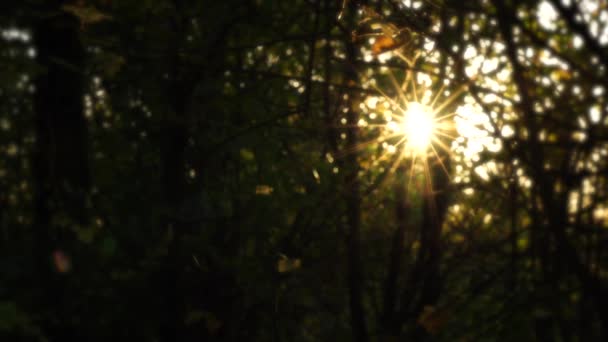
[101,236,117,257]
[240,148,255,161]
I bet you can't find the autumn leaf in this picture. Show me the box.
[255,185,273,195]
[372,35,397,55]
[62,4,112,26]
[417,305,449,335]
[205,313,222,334]
[277,254,302,273]
[52,249,71,273]
[185,311,222,334]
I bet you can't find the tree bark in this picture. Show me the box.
[343,2,369,341]
[380,166,408,337]
[33,1,89,340]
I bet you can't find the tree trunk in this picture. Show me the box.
[380,166,408,337]
[343,2,369,341]
[33,1,89,340]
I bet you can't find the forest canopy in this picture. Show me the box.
[1,0,608,341]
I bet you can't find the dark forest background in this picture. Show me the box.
[1,0,608,341]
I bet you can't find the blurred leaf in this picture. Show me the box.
[185,310,205,325]
[62,4,112,25]
[185,311,222,334]
[277,255,302,273]
[103,53,126,78]
[372,35,396,55]
[52,249,71,273]
[101,236,117,257]
[240,148,255,161]
[417,305,449,335]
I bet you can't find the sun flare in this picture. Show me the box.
[358,64,468,189]
[337,47,474,193]
[402,102,435,153]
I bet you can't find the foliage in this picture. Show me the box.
[1,0,608,341]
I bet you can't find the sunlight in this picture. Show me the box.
[402,102,435,153]
[343,30,502,198]
[356,63,466,188]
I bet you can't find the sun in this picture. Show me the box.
[360,66,466,186]
[401,102,435,153]
[340,48,468,191]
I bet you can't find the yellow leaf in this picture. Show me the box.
[255,185,273,195]
[240,148,255,161]
[277,255,302,273]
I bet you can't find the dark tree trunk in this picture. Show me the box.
[343,2,369,341]
[411,155,450,340]
[380,166,408,338]
[158,16,189,342]
[32,1,89,340]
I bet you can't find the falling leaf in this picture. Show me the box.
[277,254,302,273]
[101,236,117,257]
[255,185,273,195]
[103,53,125,78]
[185,310,205,325]
[205,312,222,334]
[312,169,320,183]
[417,305,449,335]
[240,148,255,161]
[62,4,112,26]
[185,310,222,334]
[52,249,71,273]
[337,0,348,20]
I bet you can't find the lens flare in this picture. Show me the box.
[331,48,470,198]
[402,102,435,153]
[354,64,468,193]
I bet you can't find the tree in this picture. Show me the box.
[32,1,89,340]
[1,0,608,341]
